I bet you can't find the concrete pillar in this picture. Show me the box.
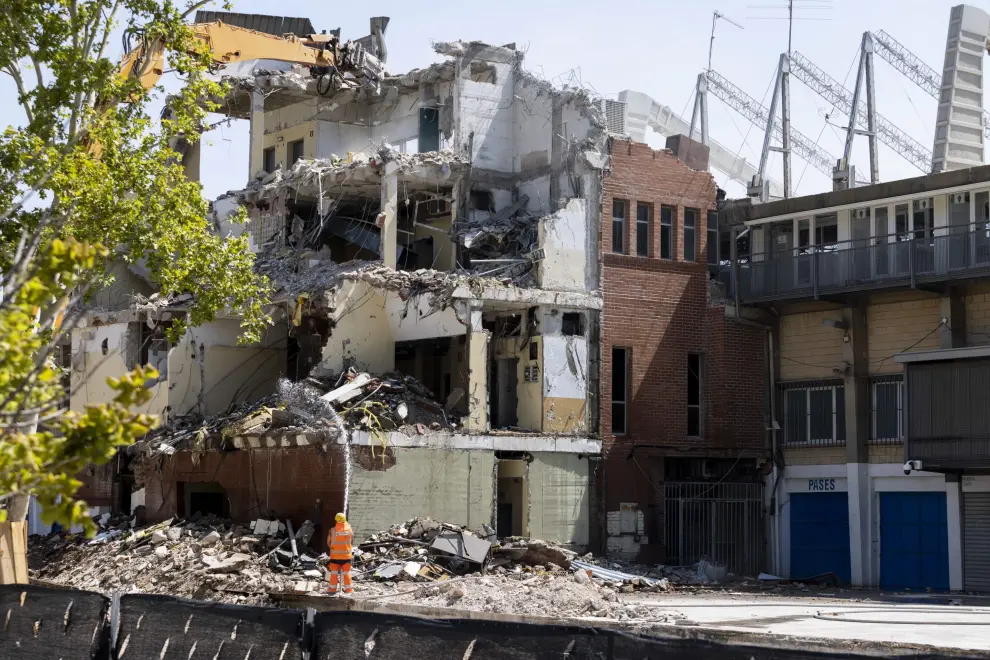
[465,307,489,433]
[379,162,399,270]
[843,305,869,465]
[940,288,966,349]
[946,474,964,591]
[249,89,265,180]
[847,462,872,586]
[842,304,871,586]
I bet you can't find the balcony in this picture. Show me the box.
[736,222,990,303]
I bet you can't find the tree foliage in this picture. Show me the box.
[0,1,270,533]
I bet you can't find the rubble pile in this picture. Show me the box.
[28,515,328,606]
[381,574,687,626]
[451,194,539,283]
[29,512,713,630]
[129,367,459,457]
[280,370,456,433]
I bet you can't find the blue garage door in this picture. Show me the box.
[790,492,851,583]
[879,491,949,591]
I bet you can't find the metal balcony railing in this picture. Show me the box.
[735,222,990,302]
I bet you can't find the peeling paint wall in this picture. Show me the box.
[528,452,591,547]
[541,310,589,434]
[346,447,495,544]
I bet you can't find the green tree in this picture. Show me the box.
[0,1,269,533]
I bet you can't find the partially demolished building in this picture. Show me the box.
[69,29,606,548]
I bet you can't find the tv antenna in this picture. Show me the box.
[709,11,744,71]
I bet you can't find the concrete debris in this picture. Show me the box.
[235,141,466,205]
[256,249,516,304]
[380,573,688,628]
[28,515,327,606]
[235,60,456,103]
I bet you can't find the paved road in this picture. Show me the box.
[632,593,990,651]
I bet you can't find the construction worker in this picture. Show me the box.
[327,512,354,595]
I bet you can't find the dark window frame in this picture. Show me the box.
[684,208,698,262]
[707,211,719,266]
[636,202,651,257]
[660,205,674,260]
[780,383,847,445]
[612,199,627,254]
[611,347,630,435]
[687,353,702,437]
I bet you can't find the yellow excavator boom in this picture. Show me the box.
[117,20,347,94]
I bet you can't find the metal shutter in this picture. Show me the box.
[964,492,990,591]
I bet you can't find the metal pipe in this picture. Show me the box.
[780,54,792,198]
[863,32,879,184]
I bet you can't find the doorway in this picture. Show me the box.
[491,358,519,429]
[496,459,528,537]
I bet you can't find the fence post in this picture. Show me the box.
[0,522,28,584]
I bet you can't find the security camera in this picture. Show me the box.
[903,460,923,474]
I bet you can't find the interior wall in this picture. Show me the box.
[539,199,590,294]
[324,281,394,374]
[541,309,589,434]
[71,323,169,419]
[169,319,288,417]
[457,49,516,173]
[492,335,542,431]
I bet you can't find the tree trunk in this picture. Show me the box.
[6,493,30,522]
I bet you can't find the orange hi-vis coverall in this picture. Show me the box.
[327,521,354,594]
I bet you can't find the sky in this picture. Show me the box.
[0,0,973,201]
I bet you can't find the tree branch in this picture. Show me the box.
[180,0,214,20]
[4,62,35,125]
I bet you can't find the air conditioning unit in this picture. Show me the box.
[952,192,969,204]
[599,99,627,136]
[914,199,930,211]
[853,208,869,219]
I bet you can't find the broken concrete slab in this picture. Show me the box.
[429,530,491,565]
[199,530,221,546]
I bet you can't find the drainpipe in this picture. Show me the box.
[767,325,780,576]
[727,304,779,574]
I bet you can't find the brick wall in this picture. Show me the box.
[599,139,767,558]
[137,447,347,551]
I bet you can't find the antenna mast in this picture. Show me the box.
[708,11,744,71]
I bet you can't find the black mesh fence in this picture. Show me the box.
[1,585,979,659]
[116,593,305,659]
[0,584,109,660]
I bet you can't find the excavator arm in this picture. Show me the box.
[91,20,381,159]
[117,20,369,94]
